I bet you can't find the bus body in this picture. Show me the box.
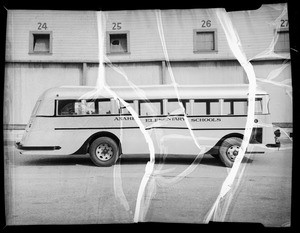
[16,84,278,167]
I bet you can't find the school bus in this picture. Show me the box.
[16,84,278,167]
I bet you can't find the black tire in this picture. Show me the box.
[210,153,220,159]
[219,137,242,168]
[89,137,119,167]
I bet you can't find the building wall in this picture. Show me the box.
[5,10,99,62]
[4,4,292,126]
[4,63,82,124]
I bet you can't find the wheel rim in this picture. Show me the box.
[95,143,114,161]
[226,145,240,161]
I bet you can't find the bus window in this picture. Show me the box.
[224,99,247,115]
[167,99,188,115]
[57,99,98,116]
[98,99,112,115]
[58,100,76,116]
[194,101,206,115]
[234,100,247,115]
[75,100,96,115]
[139,100,162,116]
[209,101,220,115]
[223,101,232,115]
[255,98,263,114]
[118,101,134,115]
[185,101,191,115]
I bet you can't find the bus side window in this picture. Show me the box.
[74,100,97,115]
[224,99,247,115]
[118,101,134,115]
[57,100,76,116]
[193,100,206,115]
[139,100,162,116]
[98,99,112,115]
[234,100,248,115]
[167,99,186,115]
[194,99,219,115]
[223,100,232,115]
[86,101,96,114]
[255,98,263,114]
[209,100,220,115]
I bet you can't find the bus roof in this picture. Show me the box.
[40,84,268,100]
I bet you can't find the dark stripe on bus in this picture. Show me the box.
[36,114,249,118]
[54,127,245,131]
[55,127,140,130]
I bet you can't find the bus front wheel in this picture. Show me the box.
[219,137,242,168]
[89,137,119,167]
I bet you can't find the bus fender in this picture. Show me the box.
[207,133,244,155]
[72,131,122,156]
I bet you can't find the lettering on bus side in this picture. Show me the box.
[145,117,185,123]
[114,116,135,121]
[191,117,221,122]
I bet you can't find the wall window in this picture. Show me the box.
[193,29,217,53]
[274,29,289,53]
[29,31,52,54]
[107,31,130,54]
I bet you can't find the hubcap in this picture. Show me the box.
[226,145,240,161]
[95,143,113,161]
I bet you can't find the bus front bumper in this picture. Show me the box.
[15,142,61,151]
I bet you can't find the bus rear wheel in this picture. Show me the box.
[89,137,119,167]
[219,137,242,168]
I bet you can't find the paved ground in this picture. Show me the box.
[4,138,292,227]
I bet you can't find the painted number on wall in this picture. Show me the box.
[37,22,48,30]
[112,22,122,30]
[280,19,289,28]
[201,20,211,28]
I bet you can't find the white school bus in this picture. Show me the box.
[16,84,278,167]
